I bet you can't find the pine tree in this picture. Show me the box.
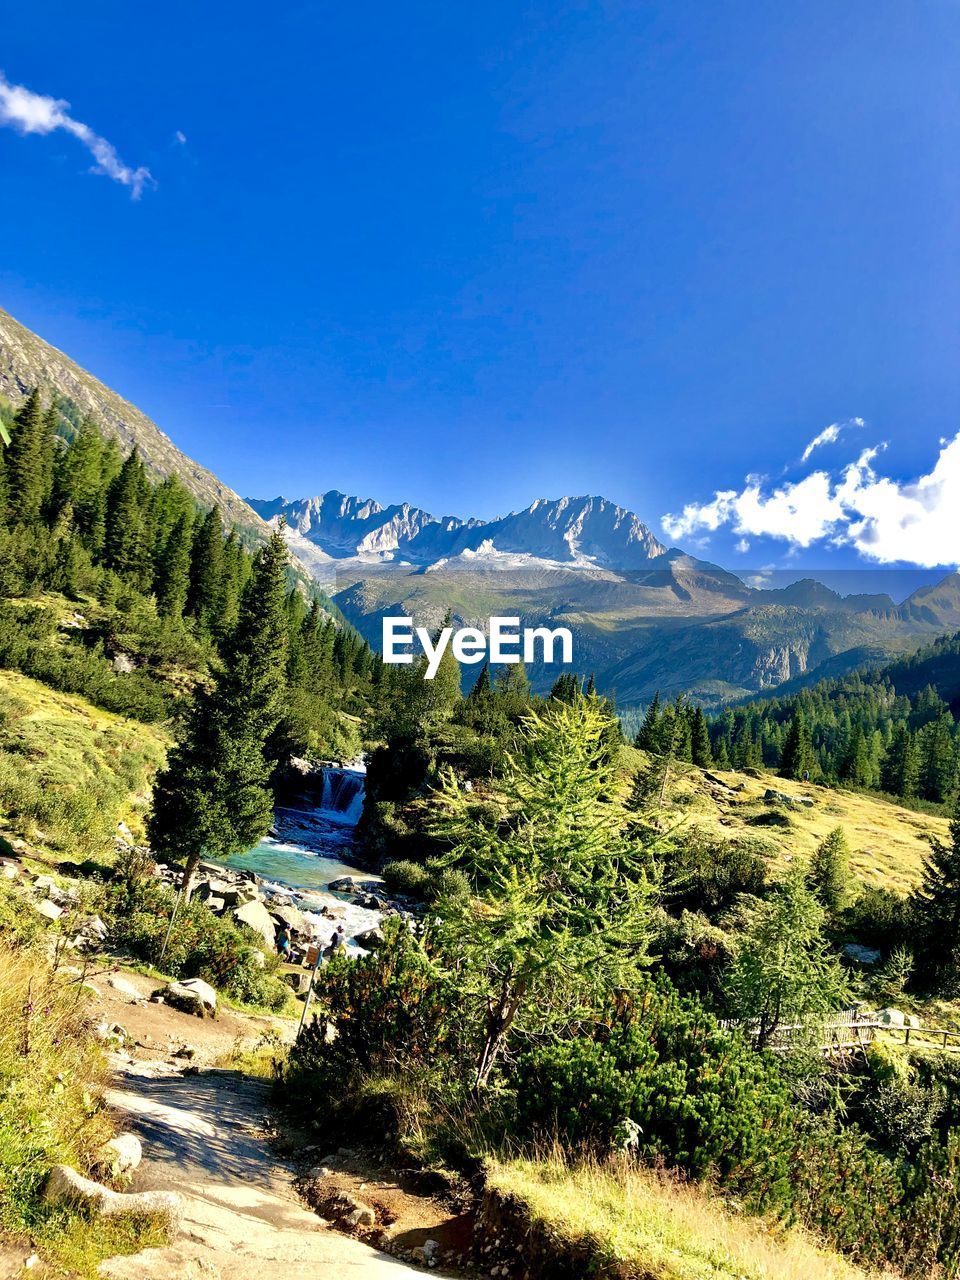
[919,715,956,803]
[780,709,814,780]
[6,389,47,524]
[714,738,731,770]
[549,672,580,703]
[725,864,849,1049]
[808,826,851,914]
[187,505,226,629]
[690,706,713,768]
[104,448,149,582]
[148,527,291,897]
[433,696,657,1091]
[839,724,871,787]
[155,514,193,618]
[469,662,492,701]
[52,416,109,552]
[634,692,662,750]
[912,798,960,992]
[881,723,919,798]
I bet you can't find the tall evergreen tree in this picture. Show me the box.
[919,715,956,803]
[104,448,149,582]
[634,692,662,751]
[187,505,226,630]
[881,723,920,798]
[690,706,713,768]
[780,709,814,780]
[155,514,193,618]
[6,390,48,524]
[839,724,871,787]
[148,527,291,896]
[912,798,960,992]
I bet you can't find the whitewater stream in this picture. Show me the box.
[217,764,385,950]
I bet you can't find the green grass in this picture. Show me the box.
[0,940,169,1276]
[0,668,168,861]
[488,1154,882,1280]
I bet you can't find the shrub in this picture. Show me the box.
[382,859,431,896]
[514,985,794,1203]
[105,877,287,1012]
[287,917,463,1108]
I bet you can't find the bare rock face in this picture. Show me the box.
[44,1164,183,1233]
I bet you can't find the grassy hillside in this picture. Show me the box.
[622,745,950,894]
[0,668,168,861]
[486,1156,880,1280]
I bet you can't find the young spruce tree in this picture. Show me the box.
[148,526,290,897]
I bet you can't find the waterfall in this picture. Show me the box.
[318,767,365,824]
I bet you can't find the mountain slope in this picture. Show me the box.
[0,306,265,542]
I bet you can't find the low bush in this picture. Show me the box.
[105,876,288,1012]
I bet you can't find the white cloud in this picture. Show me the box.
[799,416,864,463]
[174,130,186,145]
[662,431,960,568]
[0,71,153,198]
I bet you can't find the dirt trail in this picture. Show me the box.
[94,972,444,1279]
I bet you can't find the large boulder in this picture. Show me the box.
[162,978,217,1018]
[44,1164,182,1232]
[269,902,309,934]
[232,899,276,949]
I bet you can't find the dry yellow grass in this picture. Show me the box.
[624,748,950,894]
[488,1154,891,1280]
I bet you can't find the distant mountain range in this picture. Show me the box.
[249,491,960,708]
[2,303,958,710]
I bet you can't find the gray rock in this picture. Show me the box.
[354,927,385,951]
[270,902,309,934]
[34,898,63,921]
[232,898,276,949]
[97,1133,142,1175]
[878,1007,906,1028]
[44,1164,182,1232]
[107,974,143,1000]
[163,977,217,1017]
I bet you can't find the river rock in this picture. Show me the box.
[270,902,309,934]
[44,1164,182,1232]
[162,978,217,1017]
[232,899,276,948]
[354,927,385,951]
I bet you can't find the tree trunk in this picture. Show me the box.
[473,977,526,1094]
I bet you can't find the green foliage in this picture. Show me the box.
[431,695,658,1089]
[807,826,852,914]
[148,527,291,889]
[105,874,287,1011]
[911,797,960,993]
[515,985,794,1196]
[780,709,814,780]
[659,829,768,917]
[287,916,461,1106]
[382,858,431,896]
[724,866,849,1048]
[710,635,960,805]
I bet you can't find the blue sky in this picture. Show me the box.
[1,0,958,572]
